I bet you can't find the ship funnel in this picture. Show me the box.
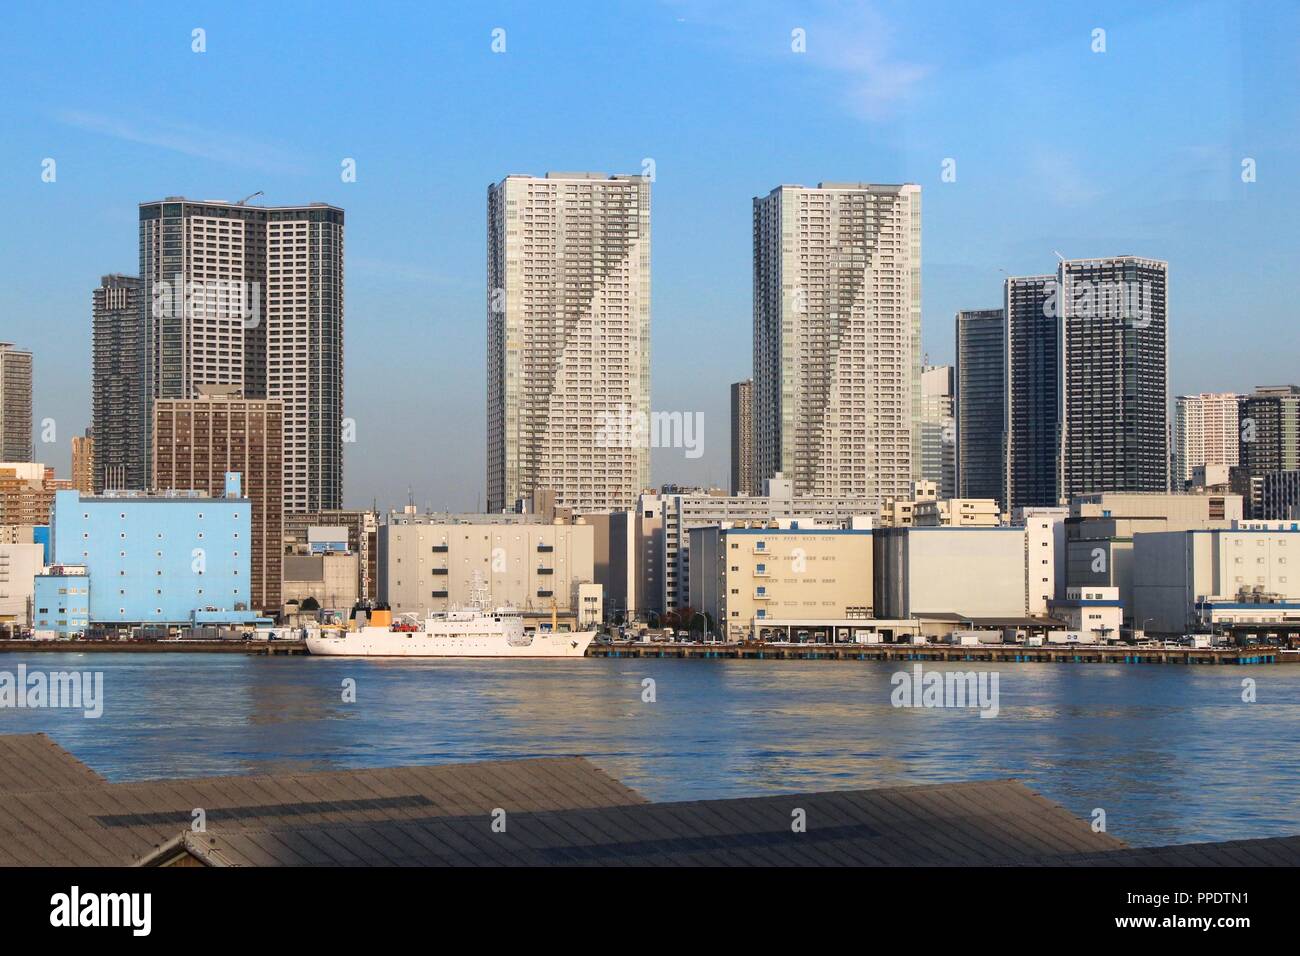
[370,607,392,628]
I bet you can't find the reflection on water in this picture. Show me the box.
[2,653,1297,846]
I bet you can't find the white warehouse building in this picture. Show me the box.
[1131,524,1300,638]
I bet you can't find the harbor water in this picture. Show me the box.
[1,652,1297,847]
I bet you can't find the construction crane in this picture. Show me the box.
[236,191,264,205]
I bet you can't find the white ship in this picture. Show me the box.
[304,604,594,659]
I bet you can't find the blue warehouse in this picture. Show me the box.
[50,473,258,629]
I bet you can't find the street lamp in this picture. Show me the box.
[691,611,707,643]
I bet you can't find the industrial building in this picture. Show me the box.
[1016,505,1068,616]
[1132,523,1300,639]
[873,527,1031,623]
[1048,586,1123,643]
[689,524,875,643]
[31,565,90,637]
[0,541,45,630]
[283,510,378,603]
[642,473,876,615]
[281,551,360,613]
[48,474,258,631]
[1065,491,1242,623]
[378,511,601,627]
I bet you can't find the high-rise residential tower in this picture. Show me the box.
[152,387,284,612]
[1004,275,1059,510]
[91,274,146,491]
[71,430,94,494]
[919,364,955,499]
[954,308,1005,506]
[1238,385,1300,515]
[1005,256,1169,508]
[1058,257,1168,499]
[753,182,922,502]
[0,343,33,462]
[730,379,756,496]
[139,198,344,513]
[486,173,651,513]
[1173,392,1240,489]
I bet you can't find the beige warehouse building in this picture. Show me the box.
[690,524,875,643]
[874,527,1030,621]
[379,514,600,626]
[282,551,360,613]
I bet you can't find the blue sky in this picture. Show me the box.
[1,0,1296,509]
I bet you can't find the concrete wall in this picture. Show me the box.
[876,527,1027,619]
[380,519,595,619]
[577,511,633,622]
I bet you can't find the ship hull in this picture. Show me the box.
[305,628,594,658]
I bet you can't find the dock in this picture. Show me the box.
[0,639,309,655]
[588,641,1296,665]
[1,638,1295,664]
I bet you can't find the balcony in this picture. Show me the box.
[753,588,771,601]
[753,564,769,577]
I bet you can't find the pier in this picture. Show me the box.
[1,638,1295,664]
[0,639,309,655]
[589,640,1295,665]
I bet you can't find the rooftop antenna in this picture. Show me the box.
[236,191,264,206]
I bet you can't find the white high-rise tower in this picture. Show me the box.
[753,182,922,501]
[486,172,651,513]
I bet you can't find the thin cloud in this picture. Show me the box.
[668,0,933,120]
[54,110,310,175]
